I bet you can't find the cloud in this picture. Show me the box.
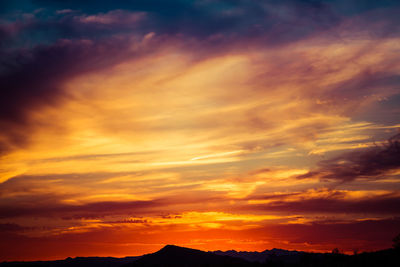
[74,10,146,25]
[0,35,158,155]
[0,199,162,219]
[245,187,400,215]
[29,0,338,39]
[1,0,399,157]
[255,194,400,214]
[0,223,31,232]
[0,171,228,219]
[0,0,356,45]
[1,0,399,47]
[298,134,400,182]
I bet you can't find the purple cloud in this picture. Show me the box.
[298,134,400,182]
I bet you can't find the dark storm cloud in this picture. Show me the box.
[298,134,400,182]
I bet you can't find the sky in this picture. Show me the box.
[1,0,400,261]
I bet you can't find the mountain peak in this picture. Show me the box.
[132,244,254,266]
[158,244,202,254]
[160,244,179,250]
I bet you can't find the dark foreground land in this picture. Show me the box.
[1,245,399,267]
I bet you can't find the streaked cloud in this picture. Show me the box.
[299,134,400,182]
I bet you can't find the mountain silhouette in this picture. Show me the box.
[213,248,301,263]
[129,245,255,267]
[1,245,399,267]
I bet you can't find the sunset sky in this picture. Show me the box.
[1,0,400,261]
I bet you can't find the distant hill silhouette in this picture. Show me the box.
[129,245,254,266]
[213,248,301,263]
[1,245,399,267]
[214,248,400,267]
